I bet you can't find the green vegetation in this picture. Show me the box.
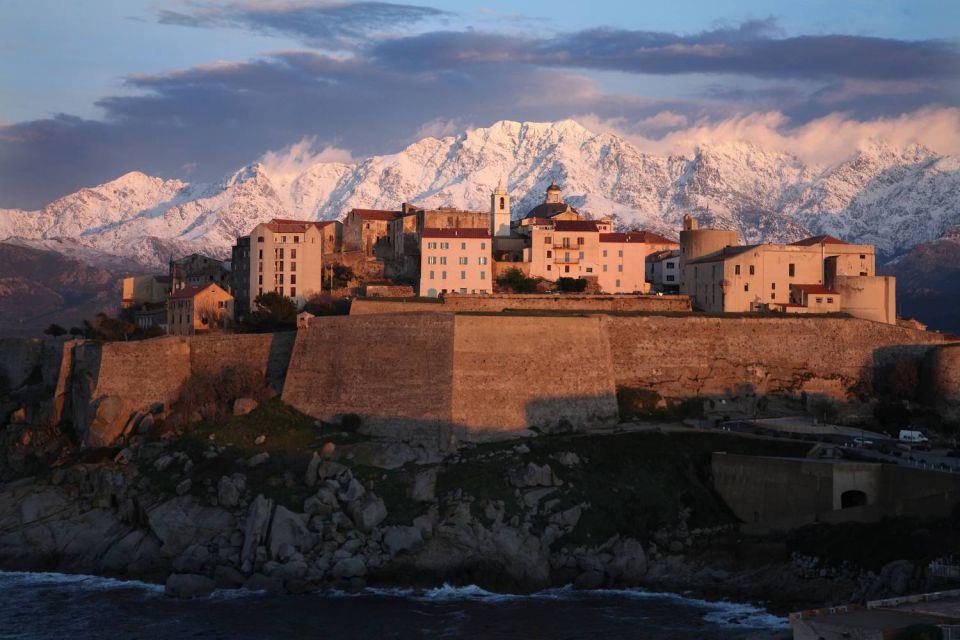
[240,292,298,333]
[438,431,811,547]
[497,267,540,294]
[557,277,588,293]
[302,294,351,316]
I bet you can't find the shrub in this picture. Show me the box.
[167,366,272,431]
[497,267,538,294]
[302,294,351,316]
[240,292,297,333]
[43,323,67,337]
[557,277,588,293]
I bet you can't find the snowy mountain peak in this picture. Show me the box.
[1,119,958,268]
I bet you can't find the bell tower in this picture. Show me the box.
[490,179,511,237]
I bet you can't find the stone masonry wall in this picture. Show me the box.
[451,314,618,433]
[350,294,691,316]
[606,316,948,401]
[282,313,457,433]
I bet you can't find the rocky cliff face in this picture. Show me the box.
[2,121,957,268]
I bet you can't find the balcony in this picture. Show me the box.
[553,243,582,250]
[554,256,580,265]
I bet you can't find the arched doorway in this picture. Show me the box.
[841,490,868,509]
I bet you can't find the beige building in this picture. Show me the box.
[387,205,490,279]
[418,228,492,297]
[682,225,896,324]
[247,218,339,310]
[121,275,170,308]
[343,208,401,258]
[167,283,233,335]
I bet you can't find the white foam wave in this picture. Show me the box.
[0,571,164,595]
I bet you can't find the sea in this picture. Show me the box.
[0,571,789,639]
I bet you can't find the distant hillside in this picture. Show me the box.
[0,242,126,337]
[883,226,960,334]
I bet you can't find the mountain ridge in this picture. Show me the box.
[2,119,958,269]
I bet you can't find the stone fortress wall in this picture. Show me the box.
[350,294,692,316]
[2,313,956,447]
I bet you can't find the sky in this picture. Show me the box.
[0,0,958,209]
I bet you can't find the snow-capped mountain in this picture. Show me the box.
[2,119,958,269]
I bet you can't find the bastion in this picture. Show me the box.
[349,293,692,316]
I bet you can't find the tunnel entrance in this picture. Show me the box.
[841,490,868,509]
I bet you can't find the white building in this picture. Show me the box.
[419,228,493,297]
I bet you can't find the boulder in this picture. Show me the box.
[347,494,387,533]
[165,573,215,599]
[304,452,321,487]
[317,460,347,480]
[338,478,366,503]
[247,452,269,468]
[175,479,192,496]
[267,506,311,560]
[331,557,367,579]
[607,538,647,584]
[243,573,284,594]
[217,476,240,508]
[241,495,274,567]
[233,398,258,416]
[172,544,211,574]
[214,565,246,589]
[383,526,424,557]
[509,463,560,488]
[410,468,437,502]
[147,496,235,556]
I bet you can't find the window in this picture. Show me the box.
[565,252,571,262]
[291,249,297,259]
[258,262,263,272]
[860,271,867,276]
[618,250,623,257]
[827,297,834,303]
[282,236,287,243]
[291,262,296,272]
[603,265,608,272]
[616,279,621,288]
[815,297,823,303]
[666,275,675,282]
[427,242,436,249]
[293,236,299,243]
[461,271,466,280]
[258,249,263,259]
[771,282,776,290]
[440,257,447,265]
[429,271,435,280]
[427,256,436,265]
[278,274,284,284]
[579,251,585,260]
[771,293,776,300]
[257,236,264,242]
[279,248,284,259]
[258,275,262,285]
[441,271,447,280]
[459,257,468,265]
[442,242,450,249]
[618,264,623,272]
[544,236,552,244]
[461,242,466,250]
[586,267,593,273]
[749,265,755,275]
[480,271,486,280]
[460,287,467,294]
[602,249,608,257]
[546,250,552,258]
[547,265,551,271]
[860,254,866,260]
[788,263,795,277]
[744,284,749,292]
[479,257,488,265]
[564,266,570,273]
[481,242,486,250]
[290,275,296,284]
[499,197,505,209]
[577,236,585,245]
[735,264,740,275]
[290,287,296,297]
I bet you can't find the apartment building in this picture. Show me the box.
[418,228,492,297]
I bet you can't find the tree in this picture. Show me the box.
[330,264,355,289]
[497,267,538,294]
[90,313,135,341]
[303,293,350,316]
[43,323,67,337]
[240,292,297,333]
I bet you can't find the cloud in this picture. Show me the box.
[259,136,354,179]
[158,1,449,46]
[371,21,960,81]
[576,107,960,166]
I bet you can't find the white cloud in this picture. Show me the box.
[576,107,960,165]
[258,136,354,179]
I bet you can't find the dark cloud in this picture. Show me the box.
[372,22,960,81]
[157,1,449,44]
[2,17,958,208]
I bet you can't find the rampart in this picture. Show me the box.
[926,344,960,419]
[606,315,946,400]
[713,453,960,532]
[350,293,692,315]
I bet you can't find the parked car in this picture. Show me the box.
[899,429,929,444]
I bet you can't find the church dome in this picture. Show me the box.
[546,182,561,192]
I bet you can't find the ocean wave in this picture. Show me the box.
[0,570,164,596]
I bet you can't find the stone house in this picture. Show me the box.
[166,283,234,336]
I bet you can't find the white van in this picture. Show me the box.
[899,429,929,444]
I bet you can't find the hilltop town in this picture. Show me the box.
[118,182,902,334]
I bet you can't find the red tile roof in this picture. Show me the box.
[422,227,491,239]
[553,220,600,232]
[262,218,334,232]
[350,209,402,221]
[790,284,838,295]
[791,235,847,246]
[169,283,226,300]
[599,231,678,244]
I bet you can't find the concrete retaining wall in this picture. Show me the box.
[713,453,960,532]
